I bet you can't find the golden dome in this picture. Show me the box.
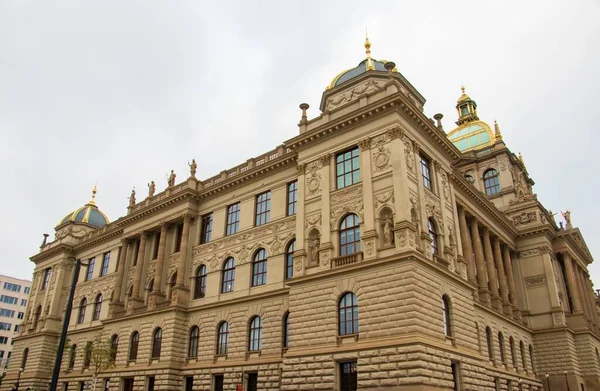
[447,120,494,152]
[57,186,110,228]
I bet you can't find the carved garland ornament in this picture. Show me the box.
[305,160,323,197]
[325,80,382,111]
[330,201,365,227]
[372,144,391,173]
[374,191,395,209]
[512,211,537,225]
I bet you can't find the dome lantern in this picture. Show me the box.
[455,86,479,126]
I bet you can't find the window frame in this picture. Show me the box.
[226,203,241,236]
[248,316,262,352]
[41,268,52,290]
[129,331,139,361]
[339,361,358,391]
[100,252,110,277]
[483,169,501,196]
[285,240,296,280]
[83,341,92,368]
[110,334,119,361]
[251,249,268,287]
[92,294,102,321]
[78,298,87,324]
[420,154,433,191]
[336,147,360,189]
[255,191,272,226]
[338,292,359,336]
[221,258,235,293]
[498,332,506,364]
[200,213,213,244]
[287,181,298,216]
[174,223,184,253]
[217,321,229,355]
[339,214,361,256]
[193,265,207,299]
[188,326,199,358]
[428,218,439,256]
[283,312,289,349]
[68,344,77,370]
[486,327,494,361]
[151,328,162,359]
[442,295,452,337]
[85,258,95,281]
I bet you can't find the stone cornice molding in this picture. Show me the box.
[74,227,124,252]
[118,191,196,226]
[30,244,74,263]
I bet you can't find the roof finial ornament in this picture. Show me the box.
[494,120,503,141]
[364,28,372,59]
[461,85,466,94]
[89,184,97,206]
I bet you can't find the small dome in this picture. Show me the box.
[57,186,110,228]
[447,120,494,152]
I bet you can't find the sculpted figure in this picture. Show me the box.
[148,181,156,197]
[129,188,136,207]
[188,159,197,178]
[309,235,320,265]
[383,217,394,246]
[561,210,572,229]
[167,170,176,187]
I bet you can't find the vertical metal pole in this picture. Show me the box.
[49,259,81,391]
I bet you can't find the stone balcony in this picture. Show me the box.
[331,252,364,269]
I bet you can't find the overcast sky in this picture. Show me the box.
[1,1,598,286]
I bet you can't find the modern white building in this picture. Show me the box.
[0,275,31,370]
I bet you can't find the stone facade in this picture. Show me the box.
[4,43,600,391]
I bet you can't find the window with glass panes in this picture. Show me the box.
[287,181,298,216]
[188,326,199,358]
[78,298,87,324]
[226,204,241,236]
[200,213,213,244]
[339,214,361,256]
[339,361,357,391]
[285,240,295,280]
[255,191,271,226]
[100,252,110,277]
[248,316,262,351]
[151,328,162,359]
[420,154,432,190]
[217,322,229,355]
[129,332,139,361]
[174,224,184,253]
[252,249,267,287]
[339,292,359,335]
[93,294,102,321]
[193,265,207,299]
[483,169,501,196]
[41,268,51,290]
[336,148,360,189]
[85,258,95,281]
[221,258,235,293]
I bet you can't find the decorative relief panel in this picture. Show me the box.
[440,171,450,201]
[305,160,323,198]
[331,186,362,204]
[372,144,391,174]
[519,246,551,258]
[305,213,321,229]
[325,80,382,111]
[374,190,395,210]
[525,275,547,288]
[512,211,537,225]
[330,202,364,227]
[402,135,416,175]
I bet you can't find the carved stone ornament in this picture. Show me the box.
[372,144,391,173]
[297,164,306,175]
[330,201,364,227]
[332,186,362,204]
[499,158,508,171]
[512,211,537,225]
[364,239,375,256]
[386,125,403,140]
[372,132,391,146]
[403,136,416,174]
[295,258,303,272]
[325,80,382,111]
[358,138,371,150]
[525,275,547,288]
[518,246,548,258]
[374,190,395,209]
[305,214,322,228]
[320,251,330,269]
[305,160,323,197]
[397,231,407,248]
[440,171,450,200]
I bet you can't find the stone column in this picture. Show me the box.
[112,239,128,303]
[173,215,193,306]
[458,207,476,285]
[295,164,306,273]
[359,138,377,260]
[471,218,490,304]
[563,252,583,314]
[483,228,501,310]
[133,233,147,298]
[502,245,520,319]
[318,154,333,265]
[152,223,169,294]
[576,266,593,323]
[586,277,600,326]
[493,237,511,315]
[389,127,415,251]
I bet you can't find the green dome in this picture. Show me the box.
[447,120,494,152]
[57,187,110,228]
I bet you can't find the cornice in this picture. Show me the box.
[74,227,124,252]
[30,244,74,263]
[117,190,196,226]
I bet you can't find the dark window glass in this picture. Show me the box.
[510,337,516,368]
[217,322,229,355]
[188,326,199,358]
[78,298,87,324]
[248,316,262,351]
[124,379,134,391]
[174,224,184,253]
[336,148,360,189]
[252,249,267,287]
[83,341,91,368]
[442,295,451,337]
[93,294,102,321]
[498,332,505,363]
[193,265,207,299]
[85,258,95,281]
[132,240,140,266]
[129,332,139,361]
[339,361,357,391]
[287,181,298,216]
[520,341,526,371]
[68,344,77,369]
[451,362,459,391]
[21,348,28,370]
[147,377,155,391]
[339,293,358,336]
[486,327,494,360]
[33,305,42,329]
[152,232,161,259]
[200,213,213,244]
[152,328,162,359]
[42,268,52,290]
[255,191,271,226]
[285,240,296,280]
[226,203,241,236]
[185,377,193,391]
[484,169,501,196]
[221,258,235,293]
[428,218,438,256]
[420,155,432,190]
[529,344,536,373]
[283,312,289,348]
[340,214,361,256]
[247,373,258,391]
[110,334,118,361]
[100,252,110,277]
[214,375,224,391]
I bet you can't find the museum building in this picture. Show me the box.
[4,38,600,391]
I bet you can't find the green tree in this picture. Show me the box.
[88,335,116,391]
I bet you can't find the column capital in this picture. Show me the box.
[387,125,403,139]
[182,213,195,222]
[297,164,306,175]
[358,138,371,150]
[319,153,332,166]
[412,140,421,153]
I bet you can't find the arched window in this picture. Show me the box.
[151,328,162,359]
[340,214,361,256]
[428,218,438,256]
[188,326,199,358]
[78,298,87,324]
[442,295,451,337]
[217,321,229,355]
[83,341,92,368]
[248,316,262,351]
[110,334,119,361]
[509,336,516,368]
[529,344,536,374]
[520,341,526,372]
[68,344,77,369]
[33,305,42,329]
[498,332,505,363]
[285,240,296,280]
[21,348,29,370]
[483,169,500,196]
[193,265,207,299]
[283,312,290,349]
[486,327,494,360]
[168,272,177,297]
[252,249,267,287]
[221,258,235,293]
[339,292,359,336]
[129,331,139,361]
[93,294,103,321]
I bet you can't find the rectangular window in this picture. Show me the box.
[132,240,141,266]
[152,232,161,259]
[14,325,19,332]
[174,224,184,253]
[247,373,258,391]
[226,203,241,236]
[100,252,110,277]
[451,362,460,391]
[123,379,134,391]
[255,191,271,226]
[0,296,18,305]
[420,154,432,190]
[252,258,267,287]
[287,181,298,216]
[147,376,155,391]
[17,312,23,319]
[339,361,357,391]
[20,299,27,307]
[79,382,85,391]
[0,337,8,344]
[3,283,21,292]
[213,375,224,391]
[200,213,213,244]
[0,309,15,318]
[24,287,30,294]
[104,380,110,391]
[85,258,95,281]
[0,322,11,331]
[185,377,194,391]
[63,382,68,391]
[41,268,52,290]
[336,148,360,189]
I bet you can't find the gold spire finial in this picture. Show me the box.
[364,33,371,59]
[89,185,97,206]
[461,85,466,94]
[494,120,503,141]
